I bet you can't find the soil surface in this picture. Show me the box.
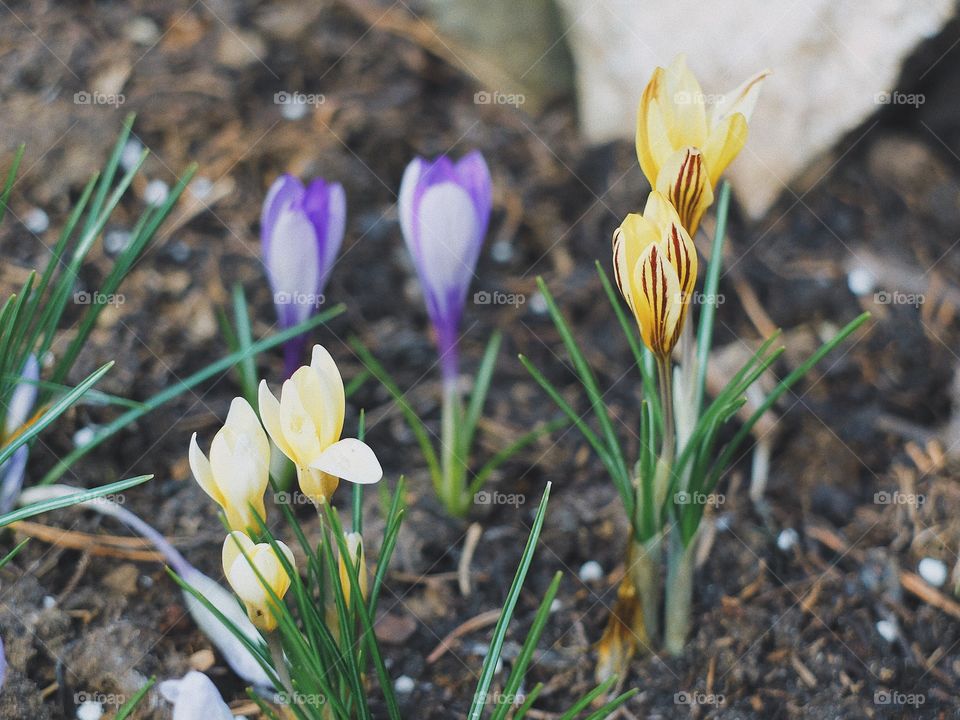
[1,1,960,718]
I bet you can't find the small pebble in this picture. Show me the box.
[394,676,415,694]
[120,139,144,173]
[529,292,548,316]
[578,560,603,582]
[549,598,562,613]
[876,619,898,642]
[23,207,49,234]
[42,595,56,609]
[124,16,160,45]
[168,241,191,263]
[491,240,513,263]
[76,701,103,720]
[777,528,799,552]
[190,176,214,200]
[104,230,132,255]
[73,426,96,448]
[280,100,310,121]
[918,557,948,588]
[144,179,169,207]
[714,513,732,531]
[847,266,876,297]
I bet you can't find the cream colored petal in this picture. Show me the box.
[310,438,383,485]
[279,378,322,465]
[258,380,295,461]
[222,531,256,587]
[636,67,673,187]
[710,69,770,128]
[310,345,345,446]
[189,433,223,506]
[225,397,270,463]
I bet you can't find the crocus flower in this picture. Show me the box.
[261,174,346,377]
[189,397,271,535]
[654,147,713,237]
[222,531,295,632]
[337,531,367,605]
[259,344,382,505]
[159,671,233,720]
[399,151,492,386]
[636,55,768,192]
[0,355,39,514]
[613,192,697,359]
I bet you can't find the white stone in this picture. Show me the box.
[144,179,169,207]
[776,527,799,552]
[491,239,513,263]
[120,139,144,173]
[104,230,132,255]
[23,207,49,234]
[578,560,603,582]
[918,557,948,588]
[191,176,215,200]
[876,619,898,642]
[555,0,953,218]
[847,267,876,297]
[76,701,103,720]
[394,675,415,694]
[529,291,548,316]
[72,426,96,448]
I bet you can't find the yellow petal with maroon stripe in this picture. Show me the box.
[655,147,714,236]
[632,242,683,359]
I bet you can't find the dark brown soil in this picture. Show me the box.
[1,1,959,718]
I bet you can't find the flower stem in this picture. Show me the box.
[440,380,464,515]
[267,631,296,704]
[656,356,675,464]
[664,528,696,656]
[627,533,662,646]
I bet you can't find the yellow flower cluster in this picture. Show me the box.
[615,55,768,358]
[188,344,381,630]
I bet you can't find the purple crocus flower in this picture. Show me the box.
[261,174,346,377]
[399,151,492,386]
[0,355,39,515]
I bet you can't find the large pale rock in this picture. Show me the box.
[555,0,954,217]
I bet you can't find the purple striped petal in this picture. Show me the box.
[398,152,492,384]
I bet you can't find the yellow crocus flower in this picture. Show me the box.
[613,192,698,359]
[189,397,271,535]
[258,344,382,504]
[222,531,295,632]
[636,54,769,193]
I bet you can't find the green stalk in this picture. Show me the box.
[664,528,697,656]
[627,533,662,647]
